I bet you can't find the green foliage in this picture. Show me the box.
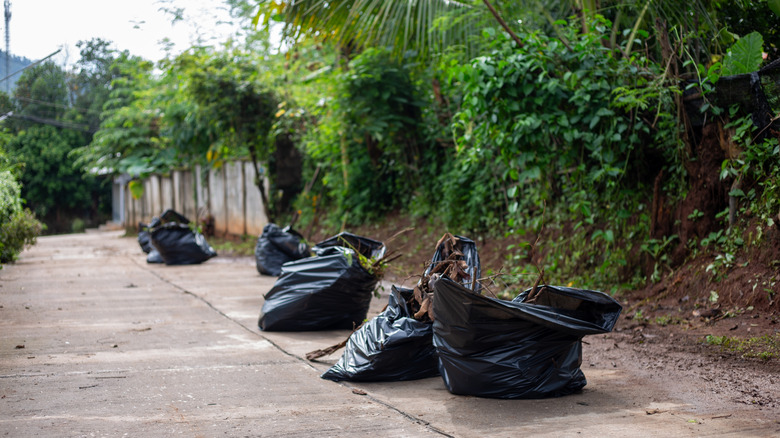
[5,53,112,232]
[7,125,103,220]
[705,333,780,360]
[716,1,780,58]
[421,18,681,289]
[175,48,278,165]
[169,48,281,220]
[0,170,22,222]
[301,48,426,224]
[770,0,780,16]
[642,234,678,283]
[70,39,120,132]
[255,0,489,65]
[13,61,69,122]
[0,170,44,264]
[0,207,44,264]
[451,20,671,230]
[721,112,780,226]
[209,234,257,257]
[73,53,165,177]
[719,32,765,77]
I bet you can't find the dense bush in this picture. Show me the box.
[0,170,44,265]
[7,126,110,231]
[301,48,427,224]
[448,21,677,231]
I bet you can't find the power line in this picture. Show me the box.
[0,49,62,85]
[6,112,93,133]
[15,96,101,115]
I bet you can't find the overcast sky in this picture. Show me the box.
[4,0,244,66]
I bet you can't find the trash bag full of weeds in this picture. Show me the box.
[149,209,217,265]
[312,232,386,260]
[424,234,481,290]
[255,223,310,276]
[432,277,622,399]
[309,232,480,380]
[320,286,439,382]
[258,233,385,331]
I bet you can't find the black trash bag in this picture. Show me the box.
[684,59,780,135]
[146,247,164,264]
[255,223,310,276]
[139,219,164,264]
[258,233,385,331]
[432,277,622,399]
[312,232,386,260]
[138,222,153,254]
[157,209,190,225]
[321,286,439,382]
[149,210,216,265]
[139,209,186,254]
[423,234,481,291]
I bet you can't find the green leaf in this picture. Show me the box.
[706,62,721,84]
[768,0,780,17]
[728,188,745,198]
[129,180,145,200]
[721,32,764,76]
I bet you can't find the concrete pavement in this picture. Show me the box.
[1,231,776,437]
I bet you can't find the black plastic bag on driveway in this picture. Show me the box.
[312,232,386,260]
[312,233,482,380]
[138,220,164,264]
[424,234,481,290]
[432,277,622,399]
[320,286,439,382]
[255,223,310,276]
[138,222,153,254]
[258,233,385,332]
[148,209,216,265]
[146,248,164,264]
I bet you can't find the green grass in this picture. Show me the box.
[704,334,780,360]
[210,235,256,257]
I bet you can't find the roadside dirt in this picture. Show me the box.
[207,212,780,431]
[333,212,780,412]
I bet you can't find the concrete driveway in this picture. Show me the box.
[1,231,776,437]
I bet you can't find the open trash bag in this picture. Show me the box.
[424,234,481,290]
[258,232,385,332]
[148,209,216,265]
[432,277,622,399]
[320,286,439,382]
[311,232,386,259]
[316,233,481,381]
[255,223,310,276]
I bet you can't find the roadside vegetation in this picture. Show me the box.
[1,1,779,320]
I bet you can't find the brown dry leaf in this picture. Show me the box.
[414,296,432,320]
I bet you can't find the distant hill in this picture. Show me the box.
[0,50,33,94]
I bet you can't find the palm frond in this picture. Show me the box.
[256,0,492,63]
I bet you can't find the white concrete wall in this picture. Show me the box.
[123,161,269,236]
[161,176,174,213]
[225,162,246,235]
[244,162,267,236]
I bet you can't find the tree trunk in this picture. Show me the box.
[248,145,275,224]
